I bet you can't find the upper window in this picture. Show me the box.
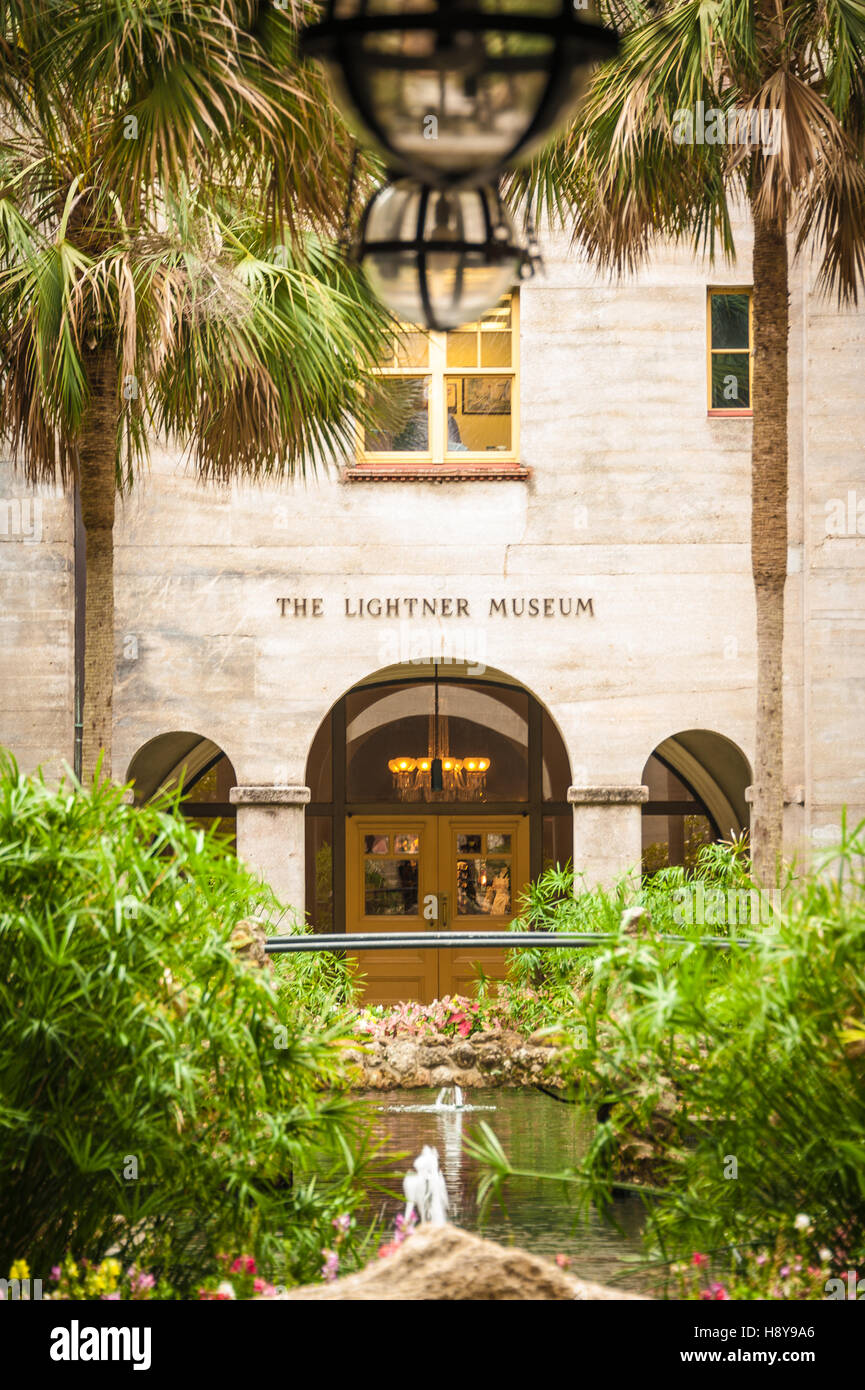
[355,294,520,473]
[707,289,753,414]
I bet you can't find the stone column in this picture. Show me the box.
[746,783,808,865]
[567,785,649,889]
[229,785,311,920]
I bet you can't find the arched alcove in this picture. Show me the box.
[641,730,751,872]
[304,661,572,936]
[125,731,237,847]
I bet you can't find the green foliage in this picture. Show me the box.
[506,836,754,1020]
[0,753,363,1291]
[474,824,865,1292]
[0,2,393,489]
[519,0,865,302]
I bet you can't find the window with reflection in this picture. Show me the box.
[456,831,513,917]
[363,833,419,916]
[641,753,716,873]
[708,289,752,412]
[359,294,517,464]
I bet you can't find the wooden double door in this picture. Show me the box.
[346,814,529,1004]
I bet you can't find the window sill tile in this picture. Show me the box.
[343,462,531,483]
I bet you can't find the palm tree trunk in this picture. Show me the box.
[749,206,789,885]
[77,349,119,784]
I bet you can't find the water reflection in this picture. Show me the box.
[357,1087,650,1292]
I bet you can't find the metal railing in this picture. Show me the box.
[264,930,757,954]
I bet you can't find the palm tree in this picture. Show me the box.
[522,0,865,883]
[0,0,386,782]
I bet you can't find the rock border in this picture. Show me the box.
[346,1028,565,1090]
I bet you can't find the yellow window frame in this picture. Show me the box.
[707,287,753,416]
[357,293,520,466]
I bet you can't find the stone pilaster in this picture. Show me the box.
[567,785,649,889]
[229,785,310,919]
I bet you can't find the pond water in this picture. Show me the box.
[354,1086,651,1293]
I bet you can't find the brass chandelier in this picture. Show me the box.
[387,666,490,800]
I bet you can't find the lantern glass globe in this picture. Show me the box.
[301,0,618,187]
[359,180,523,331]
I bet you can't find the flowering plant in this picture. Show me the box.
[320,1212,354,1284]
[674,1219,835,1301]
[11,1251,285,1301]
[354,994,502,1042]
[377,1209,418,1260]
[39,1256,171,1301]
[197,1252,279,1301]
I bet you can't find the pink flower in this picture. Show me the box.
[103,1291,121,1301]
[554,1254,572,1269]
[377,1242,401,1259]
[200,1282,237,1300]
[321,1250,339,1283]
[332,1214,351,1235]
[253,1277,276,1295]
[779,1264,791,1278]
[134,1273,155,1291]
[50,1266,61,1282]
[230,1256,256,1276]
[756,1254,768,1266]
[691,1252,708,1268]
[700,1283,729,1301]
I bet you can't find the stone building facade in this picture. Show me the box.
[1,212,863,997]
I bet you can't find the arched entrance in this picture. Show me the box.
[305,664,572,1003]
[126,731,237,849]
[641,730,751,872]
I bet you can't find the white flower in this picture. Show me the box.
[217,1281,236,1300]
[794,1213,812,1231]
[819,1248,832,1264]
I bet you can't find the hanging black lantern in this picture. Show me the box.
[356,179,528,330]
[300,0,618,188]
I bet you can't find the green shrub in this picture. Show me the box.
[474,823,865,1293]
[0,754,362,1292]
[505,837,756,1024]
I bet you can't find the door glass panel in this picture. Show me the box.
[456,851,512,917]
[394,833,419,853]
[486,832,511,852]
[364,856,419,915]
[457,833,482,853]
[364,834,390,853]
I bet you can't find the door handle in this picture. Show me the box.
[439,893,449,929]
